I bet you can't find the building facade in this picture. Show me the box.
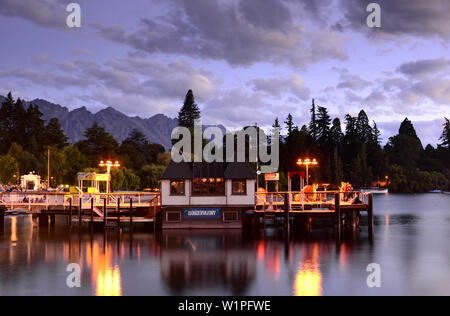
[160,161,256,229]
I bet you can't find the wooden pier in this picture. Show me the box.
[0,190,374,236]
[246,191,374,236]
[0,192,161,231]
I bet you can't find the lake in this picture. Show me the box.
[1,193,449,296]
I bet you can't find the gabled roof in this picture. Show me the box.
[160,161,256,180]
[224,162,256,179]
[160,160,192,179]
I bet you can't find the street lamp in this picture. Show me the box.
[99,160,120,202]
[297,158,318,186]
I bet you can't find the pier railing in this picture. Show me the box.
[255,191,370,212]
[0,191,161,211]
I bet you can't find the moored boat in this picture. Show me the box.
[359,188,389,194]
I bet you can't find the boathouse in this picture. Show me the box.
[160,161,256,229]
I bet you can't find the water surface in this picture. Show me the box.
[1,194,449,296]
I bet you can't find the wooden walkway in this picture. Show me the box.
[0,192,161,232]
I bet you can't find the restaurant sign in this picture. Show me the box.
[265,173,280,181]
[183,208,221,219]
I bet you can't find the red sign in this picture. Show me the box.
[265,173,280,181]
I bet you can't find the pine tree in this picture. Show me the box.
[330,118,344,146]
[372,121,382,145]
[284,113,295,137]
[177,90,201,129]
[76,122,119,166]
[0,92,15,154]
[439,118,450,148]
[316,106,331,146]
[272,117,281,131]
[308,99,318,141]
[399,118,418,138]
[45,118,69,149]
[356,110,372,143]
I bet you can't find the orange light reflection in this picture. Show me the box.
[294,244,323,296]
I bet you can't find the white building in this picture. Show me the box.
[20,173,41,191]
[160,161,256,229]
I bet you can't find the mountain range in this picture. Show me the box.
[0,95,179,149]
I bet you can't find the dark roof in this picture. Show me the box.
[160,160,192,179]
[224,162,256,179]
[160,161,256,180]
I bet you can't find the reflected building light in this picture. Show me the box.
[89,243,123,296]
[10,216,17,242]
[294,262,323,296]
[339,243,348,268]
[257,241,265,262]
[96,266,122,297]
[294,243,323,296]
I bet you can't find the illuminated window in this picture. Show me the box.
[192,178,225,196]
[232,180,247,195]
[170,180,185,196]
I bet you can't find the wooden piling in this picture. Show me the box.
[153,196,158,231]
[129,198,133,229]
[90,198,94,230]
[0,208,5,233]
[335,193,341,237]
[69,198,72,228]
[117,198,121,228]
[368,193,374,237]
[79,198,83,228]
[39,211,48,227]
[103,198,107,228]
[284,193,290,233]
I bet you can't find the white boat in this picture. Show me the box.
[429,190,442,193]
[359,188,389,194]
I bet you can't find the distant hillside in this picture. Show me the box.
[0,95,179,149]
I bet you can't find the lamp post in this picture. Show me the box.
[99,160,120,203]
[297,158,318,186]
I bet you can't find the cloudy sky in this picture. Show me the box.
[0,0,450,145]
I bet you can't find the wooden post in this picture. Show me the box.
[39,210,48,227]
[117,198,121,228]
[335,193,341,237]
[90,198,94,231]
[0,207,5,233]
[129,198,133,228]
[153,196,158,231]
[69,198,72,228]
[79,198,83,228]
[50,214,56,227]
[368,193,374,237]
[284,193,290,232]
[103,198,107,228]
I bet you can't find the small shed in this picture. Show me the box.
[20,173,41,191]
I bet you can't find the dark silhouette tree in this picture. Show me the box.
[284,113,295,137]
[308,99,318,141]
[440,118,450,148]
[76,122,119,166]
[177,89,201,129]
[316,106,331,147]
[45,118,69,149]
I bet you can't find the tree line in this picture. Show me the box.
[1,90,449,193]
[276,99,450,193]
[0,92,169,190]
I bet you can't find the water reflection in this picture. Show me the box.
[294,243,322,296]
[160,231,256,295]
[1,193,450,296]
